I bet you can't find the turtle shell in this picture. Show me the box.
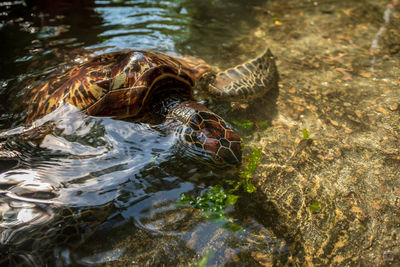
[25,50,211,123]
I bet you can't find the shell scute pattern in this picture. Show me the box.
[25,50,205,123]
[111,52,152,90]
[26,55,116,122]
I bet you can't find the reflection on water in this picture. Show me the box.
[0,0,284,265]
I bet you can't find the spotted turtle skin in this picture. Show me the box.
[169,101,242,165]
[25,49,278,165]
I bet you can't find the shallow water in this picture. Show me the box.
[2,0,399,265]
[0,0,285,266]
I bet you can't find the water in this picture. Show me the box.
[0,0,286,265]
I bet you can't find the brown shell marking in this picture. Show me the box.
[25,50,211,123]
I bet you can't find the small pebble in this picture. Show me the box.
[377,107,388,114]
[389,103,398,111]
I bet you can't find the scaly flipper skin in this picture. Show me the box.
[207,49,278,100]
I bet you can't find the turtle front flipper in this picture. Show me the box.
[207,49,279,101]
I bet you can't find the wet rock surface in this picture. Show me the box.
[246,0,400,265]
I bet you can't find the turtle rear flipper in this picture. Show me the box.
[208,49,279,101]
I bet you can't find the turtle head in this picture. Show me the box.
[168,101,241,166]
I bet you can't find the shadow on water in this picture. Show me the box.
[0,0,288,266]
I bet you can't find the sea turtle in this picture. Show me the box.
[24,49,278,166]
[0,49,278,265]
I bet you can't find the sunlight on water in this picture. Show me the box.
[91,1,189,52]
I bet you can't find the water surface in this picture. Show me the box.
[0,0,286,265]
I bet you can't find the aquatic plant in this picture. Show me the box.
[257,119,269,129]
[177,146,263,227]
[149,155,158,164]
[233,146,263,193]
[302,128,310,139]
[195,250,214,267]
[232,119,254,130]
[309,201,321,213]
[178,185,238,219]
[232,119,269,130]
